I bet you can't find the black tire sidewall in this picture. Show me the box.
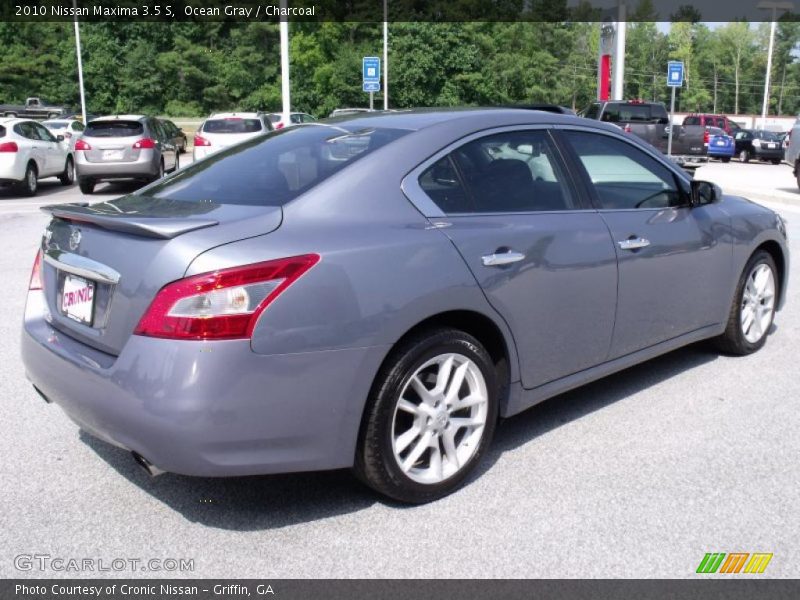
[23,164,37,195]
[359,329,499,503]
[731,251,778,354]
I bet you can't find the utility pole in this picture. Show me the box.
[279,0,291,124]
[383,0,388,110]
[611,1,626,100]
[72,0,87,123]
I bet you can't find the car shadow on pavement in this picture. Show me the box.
[81,343,720,529]
[0,179,73,199]
[80,432,377,530]
[473,343,720,478]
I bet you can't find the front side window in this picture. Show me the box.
[419,130,576,214]
[563,131,685,210]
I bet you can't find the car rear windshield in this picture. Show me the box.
[203,118,264,134]
[601,103,667,123]
[140,125,410,206]
[84,121,144,137]
[755,131,780,141]
[43,121,69,129]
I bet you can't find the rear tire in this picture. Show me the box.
[772,159,781,165]
[78,178,95,194]
[354,328,499,504]
[739,149,750,163]
[59,156,75,186]
[713,250,778,356]
[19,162,38,196]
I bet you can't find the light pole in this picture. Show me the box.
[72,0,87,123]
[383,0,388,110]
[758,1,794,127]
[611,1,626,101]
[279,0,290,123]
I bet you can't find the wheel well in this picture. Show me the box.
[384,310,511,386]
[27,159,37,173]
[757,240,785,299]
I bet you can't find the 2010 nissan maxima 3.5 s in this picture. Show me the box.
[22,109,789,503]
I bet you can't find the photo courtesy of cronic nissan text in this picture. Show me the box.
[0,1,797,599]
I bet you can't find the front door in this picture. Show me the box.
[412,128,618,389]
[559,129,732,358]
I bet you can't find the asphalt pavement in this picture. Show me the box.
[1,160,798,578]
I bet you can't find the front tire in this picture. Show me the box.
[59,156,75,186]
[355,328,499,503]
[714,250,778,355]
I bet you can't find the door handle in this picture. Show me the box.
[481,250,526,266]
[618,237,651,250]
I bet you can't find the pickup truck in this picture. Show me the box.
[581,100,709,166]
[0,97,70,119]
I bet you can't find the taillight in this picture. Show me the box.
[133,138,156,149]
[29,249,43,291]
[275,122,285,129]
[74,139,91,151]
[194,134,210,147]
[623,124,632,133]
[134,254,320,340]
[703,129,710,144]
[0,141,18,152]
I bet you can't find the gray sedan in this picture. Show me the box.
[22,109,789,503]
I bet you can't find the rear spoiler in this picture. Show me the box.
[41,203,218,239]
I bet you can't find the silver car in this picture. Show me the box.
[42,118,85,152]
[192,112,272,161]
[22,109,789,503]
[74,115,179,194]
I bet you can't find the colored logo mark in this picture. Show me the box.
[696,552,773,574]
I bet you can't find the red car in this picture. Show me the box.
[683,114,742,136]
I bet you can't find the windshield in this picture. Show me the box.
[203,118,264,134]
[140,124,410,206]
[85,121,143,137]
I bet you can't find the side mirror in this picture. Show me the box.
[691,180,720,206]
[56,134,64,142]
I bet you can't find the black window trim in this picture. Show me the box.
[551,125,693,212]
[402,124,595,218]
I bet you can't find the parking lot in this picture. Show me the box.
[0,160,798,579]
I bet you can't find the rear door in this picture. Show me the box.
[558,129,731,358]
[407,127,618,389]
[31,122,64,175]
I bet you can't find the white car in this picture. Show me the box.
[192,112,273,161]
[42,118,86,151]
[266,111,317,130]
[0,117,74,195]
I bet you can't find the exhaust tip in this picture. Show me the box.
[131,452,165,477]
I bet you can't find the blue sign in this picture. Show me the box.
[667,61,684,87]
[363,56,380,83]
[363,81,381,93]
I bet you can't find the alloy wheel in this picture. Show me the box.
[740,263,775,344]
[391,353,488,484]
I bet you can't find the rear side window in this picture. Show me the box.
[601,103,653,123]
[85,121,143,137]
[141,125,409,206]
[0,125,5,138]
[582,104,600,119]
[203,118,263,134]
[684,117,699,126]
[419,130,576,213]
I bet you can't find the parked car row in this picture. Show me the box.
[0,114,190,196]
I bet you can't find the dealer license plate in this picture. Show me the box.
[61,274,95,325]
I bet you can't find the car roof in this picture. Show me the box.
[207,112,262,119]
[0,117,37,125]
[322,107,605,132]
[90,115,147,122]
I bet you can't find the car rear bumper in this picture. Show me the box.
[21,291,387,477]
[707,146,734,157]
[753,148,784,159]
[75,153,157,180]
[0,154,24,181]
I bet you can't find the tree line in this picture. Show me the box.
[2,11,800,118]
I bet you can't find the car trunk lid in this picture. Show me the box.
[40,195,283,356]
